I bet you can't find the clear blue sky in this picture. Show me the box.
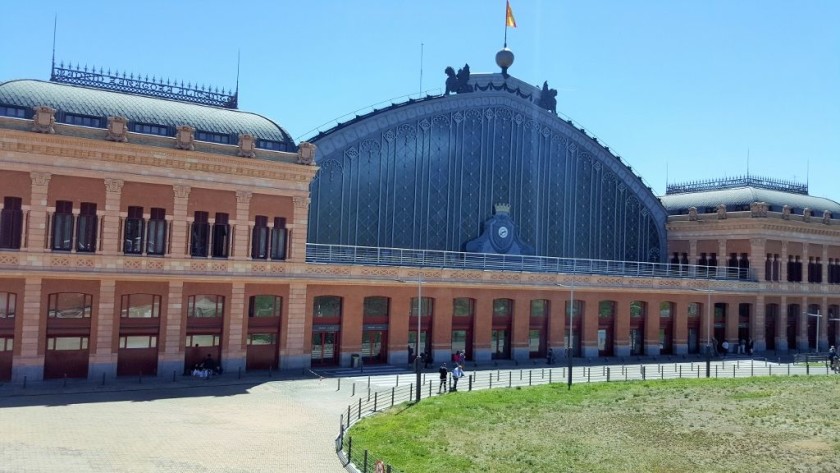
[2,1,838,200]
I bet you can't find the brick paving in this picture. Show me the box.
[0,376,350,473]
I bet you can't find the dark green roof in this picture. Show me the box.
[660,186,840,215]
[0,79,294,147]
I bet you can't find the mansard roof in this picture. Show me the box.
[0,79,295,148]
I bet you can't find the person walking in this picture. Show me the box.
[546,348,554,365]
[451,364,464,391]
[438,363,448,393]
[721,340,730,358]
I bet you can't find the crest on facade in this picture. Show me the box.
[716,204,727,220]
[782,205,791,219]
[31,106,56,134]
[688,207,698,221]
[175,125,195,151]
[823,210,832,225]
[106,116,129,142]
[803,207,812,223]
[750,201,767,218]
[238,133,256,158]
[464,203,535,255]
[297,141,317,165]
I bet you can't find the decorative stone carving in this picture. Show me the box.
[803,208,812,223]
[173,184,191,199]
[688,207,698,221]
[237,133,257,158]
[104,178,125,193]
[782,205,791,220]
[297,141,317,165]
[174,125,195,151]
[30,171,52,187]
[235,190,253,204]
[750,201,768,217]
[293,196,309,208]
[105,116,129,142]
[31,106,56,133]
[823,210,832,225]
[716,204,727,220]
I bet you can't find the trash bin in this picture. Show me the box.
[351,354,360,368]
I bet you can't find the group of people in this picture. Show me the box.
[191,354,222,378]
[829,346,839,372]
[438,362,466,393]
[710,338,754,358]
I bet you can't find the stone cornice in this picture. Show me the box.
[0,128,318,188]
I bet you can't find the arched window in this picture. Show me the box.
[660,302,673,318]
[493,299,513,317]
[599,301,616,319]
[409,297,433,317]
[313,296,342,319]
[187,295,224,318]
[120,294,161,318]
[453,298,474,317]
[47,293,92,318]
[363,296,389,321]
[530,300,548,317]
[630,301,646,318]
[249,295,282,318]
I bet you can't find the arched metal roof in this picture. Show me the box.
[0,79,295,147]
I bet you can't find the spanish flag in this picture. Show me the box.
[506,0,517,28]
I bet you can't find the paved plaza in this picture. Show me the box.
[0,376,351,473]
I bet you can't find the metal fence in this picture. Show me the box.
[336,358,837,472]
[306,243,757,282]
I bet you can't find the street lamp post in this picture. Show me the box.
[415,274,422,402]
[807,310,822,353]
[556,280,574,390]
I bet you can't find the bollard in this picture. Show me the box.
[374,392,378,412]
[347,437,353,466]
[715,366,718,378]
[806,355,810,376]
[409,383,413,401]
[508,372,512,388]
[542,368,544,379]
[529,370,532,386]
[787,364,790,376]
[368,376,371,390]
[352,383,356,397]
[396,374,399,387]
[679,366,682,379]
[497,370,500,382]
[468,374,473,391]
[364,450,369,472]
[549,370,552,384]
[587,368,590,383]
[641,366,645,381]
[520,370,523,381]
[733,365,736,378]
[357,398,362,420]
[337,378,341,391]
[606,367,610,382]
[489,372,493,389]
[391,387,395,407]
[347,405,351,427]
[428,379,432,398]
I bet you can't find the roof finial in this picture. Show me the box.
[50,15,57,79]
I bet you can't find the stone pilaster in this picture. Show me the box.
[750,238,766,282]
[170,185,191,258]
[224,282,246,373]
[280,282,309,370]
[28,172,51,252]
[472,297,492,362]
[819,296,829,352]
[12,278,44,381]
[233,191,252,260]
[776,296,788,352]
[718,239,728,276]
[288,196,309,263]
[822,245,829,286]
[688,240,698,268]
[780,242,788,282]
[613,299,630,357]
[158,280,184,376]
[644,299,661,356]
[102,179,124,255]
[89,279,117,379]
[672,302,688,355]
[752,296,766,353]
[797,298,809,352]
[511,296,531,362]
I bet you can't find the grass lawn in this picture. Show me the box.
[348,376,840,473]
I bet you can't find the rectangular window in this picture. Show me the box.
[257,140,285,151]
[249,295,281,318]
[251,216,269,259]
[119,335,157,349]
[188,295,224,318]
[247,333,276,345]
[0,292,15,318]
[75,202,97,252]
[123,206,145,254]
[48,336,89,351]
[195,131,231,144]
[52,200,74,251]
[270,217,287,260]
[211,213,229,258]
[48,293,93,318]
[120,294,161,318]
[0,106,26,118]
[63,113,102,128]
[132,123,169,136]
[190,211,210,257]
[529,330,541,352]
[0,196,23,249]
[186,334,220,347]
[0,338,13,351]
[146,208,167,255]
